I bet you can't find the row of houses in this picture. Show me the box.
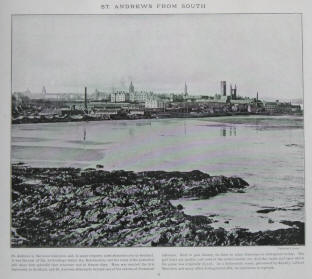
[110,91,166,109]
[263,101,301,114]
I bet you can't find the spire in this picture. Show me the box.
[184,82,188,96]
[129,81,134,93]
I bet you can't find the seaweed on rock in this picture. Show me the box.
[11,165,304,247]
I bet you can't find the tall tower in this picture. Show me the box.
[184,82,188,97]
[129,81,134,93]
[42,86,46,95]
[220,81,226,96]
[234,84,237,99]
[229,83,237,99]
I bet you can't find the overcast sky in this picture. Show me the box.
[12,14,303,99]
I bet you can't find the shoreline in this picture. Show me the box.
[11,165,304,247]
[11,112,303,125]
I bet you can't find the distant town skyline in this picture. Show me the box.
[12,14,303,99]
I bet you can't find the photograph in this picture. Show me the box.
[10,14,304,247]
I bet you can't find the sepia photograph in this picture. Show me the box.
[10,14,304,248]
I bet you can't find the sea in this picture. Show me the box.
[11,115,304,232]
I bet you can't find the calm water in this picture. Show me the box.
[11,116,304,232]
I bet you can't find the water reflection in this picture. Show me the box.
[220,126,236,137]
[83,127,87,141]
[136,121,151,126]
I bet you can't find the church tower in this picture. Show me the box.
[129,81,134,93]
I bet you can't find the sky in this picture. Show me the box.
[12,14,303,99]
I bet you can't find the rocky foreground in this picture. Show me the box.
[11,165,304,247]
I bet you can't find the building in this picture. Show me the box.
[276,102,292,113]
[230,99,253,105]
[133,91,154,102]
[230,84,237,100]
[145,98,165,109]
[264,101,278,113]
[170,93,184,102]
[291,104,302,113]
[198,95,230,104]
[230,99,253,112]
[220,81,227,96]
[264,100,301,114]
[110,91,130,103]
[195,97,231,113]
[127,81,155,102]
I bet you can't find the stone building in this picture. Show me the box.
[110,91,130,103]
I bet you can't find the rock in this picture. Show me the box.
[280,220,304,230]
[12,191,20,201]
[10,165,303,248]
[257,207,287,214]
[177,204,183,210]
[209,214,218,217]
[71,209,81,218]
[188,215,213,225]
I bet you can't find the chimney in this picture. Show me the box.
[84,86,88,112]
